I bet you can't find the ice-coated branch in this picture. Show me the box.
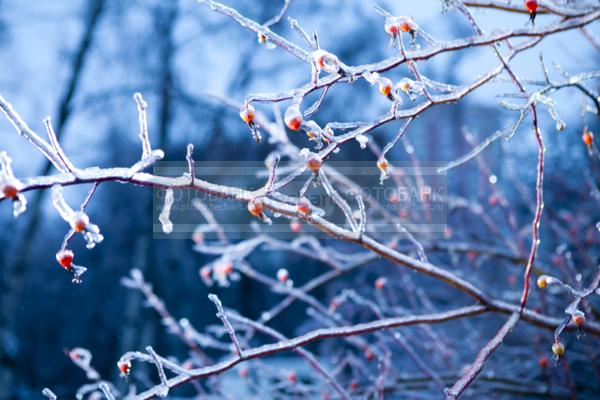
[0,94,66,172]
[145,346,170,397]
[98,382,115,400]
[445,312,520,399]
[131,305,488,400]
[196,0,311,62]
[41,388,57,400]
[208,294,243,356]
[228,312,351,399]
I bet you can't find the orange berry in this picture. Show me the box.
[71,212,89,233]
[297,198,311,216]
[247,198,264,217]
[399,20,414,33]
[257,32,267,44]
[378,78,393,96]
[239,104,256,124]
[307,154,322,173]
[376,157,389,172]
[56,249,74,269]
[537,275,548,289]
[582,129,593,146]
[284,106,303,131]
[552,341,565,358]
[399,80,411,93]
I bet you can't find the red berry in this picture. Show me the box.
[525,0,538,14]
[239,366,249,378]
[247,198,264,217]
[364,349,374,361]
[117,359,131,376]
[572,314,585,327]
[239,104,256,124]
[307,154,322,173]
[290,218,302,232]
[297,198,311,216]
[56,249,74,269]
[277,268,289,283]
[2,184,18,199]
[384,19,399,35]
[192,231,204,244]
[200,266,212,280]
[375,277,387,289]
[284,106,303,131]
[378,77,393,96]
[538,355,549,368]
[507,274,516,286]
[287,371,297,383]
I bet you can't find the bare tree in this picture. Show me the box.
[3,0,600,398]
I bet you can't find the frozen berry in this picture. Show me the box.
[306,154,322,173]
[582,129,593,146]
[285,106,303,131]
[117,359,132,377]
[56,249,74,269]
[247,198,264,217]
[297,198,311,216]
[71,212,89,233]
[239,104,256,124]
[551,341,565,358]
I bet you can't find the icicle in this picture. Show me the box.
[159,189,174,234]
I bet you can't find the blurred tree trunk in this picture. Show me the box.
[0,1,106,396]
[114,0,179,381]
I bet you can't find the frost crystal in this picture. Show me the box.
[159,189,174,234]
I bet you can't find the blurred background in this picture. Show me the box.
[0,0,599,398]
